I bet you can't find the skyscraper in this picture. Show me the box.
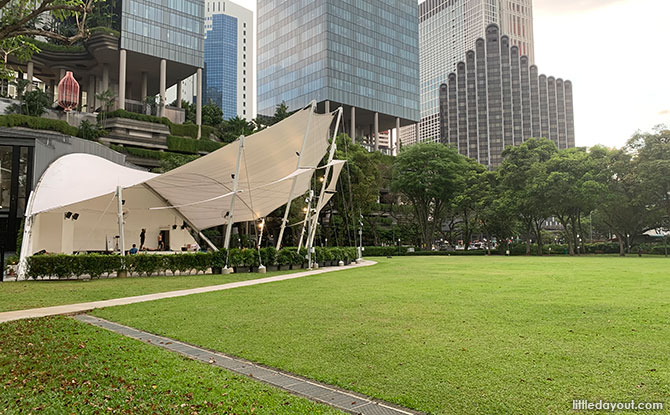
[408,0,535,145]
[175,1,253,120]
[257,0,420,154]
[438,24,574,168]
[204,0,254,120]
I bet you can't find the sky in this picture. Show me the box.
[232,0,670,149]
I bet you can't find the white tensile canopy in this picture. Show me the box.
[18,103,345,276]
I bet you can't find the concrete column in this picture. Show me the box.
[350,106,356,140]
[26,62,34,92]
[176,80,182,108]
[49,80,55,103]
[396,117,401,153]
[140,72,148,102]
[87,75,96,112]
[325,100,330,114]
[374,112,379,152]
[159,59,166,116]
[118,49,126,110]
[196,68,203,138]
[102,63,109,92]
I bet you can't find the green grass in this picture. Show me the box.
[93,257,670,414]
[0,270,295,313]
[0,317,340,414]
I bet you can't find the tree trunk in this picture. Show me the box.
[615,233,625,256]
[534,222,543,256]
[525,223,532,255]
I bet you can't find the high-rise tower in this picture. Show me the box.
[407,0,535,145]
[257,0,420,155]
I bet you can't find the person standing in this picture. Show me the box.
[140,229,146,250]
[157,234,165,251]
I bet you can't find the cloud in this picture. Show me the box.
[534,0,626,13]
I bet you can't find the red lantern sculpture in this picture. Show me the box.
[57,71,80,111]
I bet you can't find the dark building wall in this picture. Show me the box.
[547,76,558,147]
[565,80,575,148]
[475,38,489,166]
[511,46,522,146]
[438,24,575,168]
[447,73,458,147]
[486,25,503,167]
[520,56,531,140]
[539,74,549,140]
[501,36,513,151]
[439,83,448,145]
[457,62,468,157]
[466,51,479,161]
[556,79,567,150]
[530,65,540,138]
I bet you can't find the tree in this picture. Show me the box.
[201,101,223,127]
[594,147,659,256]
[477,171,518,255]
[543,147,605,255]
[0,0,96,44]
[498,138,557,255]
[271,101,290,125]
[451,158,487,249]
[627,126,670,220]
[391,143,467,249]
[219,116,254,142]
[0,37,39,80]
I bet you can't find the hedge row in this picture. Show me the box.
[167,135,223,154]
[100,109,172,127]
[0,114,79,136]
[100,110,219,141]
[25,247,359,279]
[110,145,165,160]
[363,242,670,257]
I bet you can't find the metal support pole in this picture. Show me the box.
[257,218,265,249]
[116,186,125,256]
[196,68,203,138]
[297,190,313,250]
[306,107,343,251]
[223,135,245,258]
[159,59,166,116]
[276,101,317,250]
[199,231,219,252]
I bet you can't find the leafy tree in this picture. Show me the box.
[498,138,557,255]
[594,147,659,256]
[391,143,467,249]
[543,147,605,255]
[271,101,290,125]
[219,116,254,143]
[627,126,670,219]
[451,157,487,249]
[202,101,223,126]
[153,153,199,173]
[0,0,96,43]
[477,171,518,254]
[0,37,39,80]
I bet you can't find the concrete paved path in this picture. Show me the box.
[74,314,422,415]
[0,260,376,323]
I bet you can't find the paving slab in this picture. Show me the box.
[0,260,376,323]
[73,314,423,415]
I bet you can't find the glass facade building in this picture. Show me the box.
[121,0,204,67]
[204,14,238,119]
[409,0,535,145]
[438,24,575,168]
[258,0,420,148]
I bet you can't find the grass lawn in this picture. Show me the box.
[0,270,296,313]
[93,256,670,414]
[0,316,341,414]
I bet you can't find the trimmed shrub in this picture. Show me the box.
[0,114,78,136]
[260,247,277,266]
[277,248,294,266]
[242,249,260,268]
[99,109,171,126]
[167,135,223,154]
[211,249,228,268]
[228,248,244,267]
[169,122,199,138]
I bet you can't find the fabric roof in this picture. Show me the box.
[27,104,339,231]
